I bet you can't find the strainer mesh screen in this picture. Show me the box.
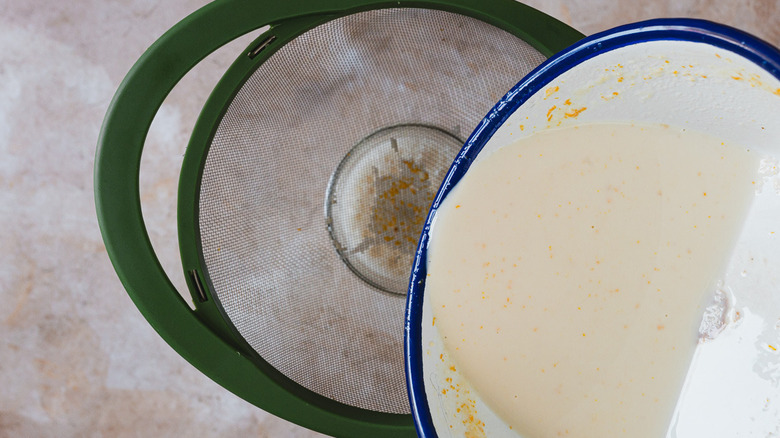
[198,8,545,413]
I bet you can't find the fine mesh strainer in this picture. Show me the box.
[94,0,582,435]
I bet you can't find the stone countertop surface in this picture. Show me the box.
[1,1,777,437]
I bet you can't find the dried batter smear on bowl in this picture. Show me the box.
[426,122,758,437]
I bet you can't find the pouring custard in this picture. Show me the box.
[425,123,758,437]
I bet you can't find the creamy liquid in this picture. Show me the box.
[426,123,758,437]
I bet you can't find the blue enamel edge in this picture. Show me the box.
[404,18,780,438]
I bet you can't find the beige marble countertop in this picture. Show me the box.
[1,1,777,437]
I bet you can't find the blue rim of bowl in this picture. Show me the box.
[403,18,780,438]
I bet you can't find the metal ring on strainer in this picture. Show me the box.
[94,0,582,436]
[326,124,463,295]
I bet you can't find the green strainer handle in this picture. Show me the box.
[94,0,582,436]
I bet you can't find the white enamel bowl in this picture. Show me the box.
[405,19,780,438]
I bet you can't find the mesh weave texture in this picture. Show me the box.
[198,8,545,413]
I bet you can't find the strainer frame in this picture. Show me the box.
[94,0,583,436]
